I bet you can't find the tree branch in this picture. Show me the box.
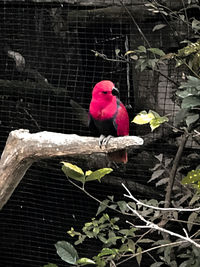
[0,129,143,210]
[122,183,200,249]
[122,183,200,212]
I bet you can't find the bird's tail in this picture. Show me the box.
[108,149,128,164]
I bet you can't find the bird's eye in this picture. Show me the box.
[102,91,107,94]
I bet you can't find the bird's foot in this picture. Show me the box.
[99,134,113,148]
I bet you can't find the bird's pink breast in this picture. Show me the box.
[89,97,117,120]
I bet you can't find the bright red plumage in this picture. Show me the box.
[89,80,129,163]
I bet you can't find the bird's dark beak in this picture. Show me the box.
[112,87,120,97]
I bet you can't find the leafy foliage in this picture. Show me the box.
[132,110,169,131]
[68,213,137,247]
[45,161,200,267]
[148,154,172,187]
[61,162,113,185]
[125,45,165,72]
[66,212,141,266]
[182,169,200,191]
[175,76,200,127]
[176,40,200,74]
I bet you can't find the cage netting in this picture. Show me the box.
[0,1,199,266]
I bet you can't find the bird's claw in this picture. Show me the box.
[99,134,113,148]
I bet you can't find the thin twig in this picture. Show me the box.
[119,0,151,49]
[164,130,190,210]
[91,49,179,87]
[122,183,200,212]
[126,205,200,248]
[116,240,187,266]
[121,183,200,248]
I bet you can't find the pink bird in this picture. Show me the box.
[89,80,129,163]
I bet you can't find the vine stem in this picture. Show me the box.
[122,183,200,212]
[119,0,151,49]
[164,130,190,210]
[116,240,186,266]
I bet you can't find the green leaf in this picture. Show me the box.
[187,212,198,232]
[127,239,136,252]
[148,58,159,69]
[148,169,165,183]
[119,228,136,237]
[99,213,109,224]
[117,201,128,213]
[55,241,79,264]
[175,108,189,126]
[189,192,200,206]
[93,227,100,236]
[150,116,169,131]
[115,49,120,56]
[67,227,81,237]
[120,239,135,253]
[185,113,199,127]
[177,40,200,57]
[132,110,154,124]
[175,59,184,68]
[106,235,121,245]
[74,234,86,245]
[125,50,136,56]
[93,256,106,267]
[192,18,200,32]
[97,248,119,257]
[176,87,200,98]
[76,258,96,266]
[130,54,138,60]
[182,169,200,184]
[148,48,165,56]
[98,234,108,244]
[85,168,113,182]
[163,246,171,265]
[61,162,85,183]
[85,170,93,176]
[96,199,110,216]
[155,154,163,162]
[136,246,142,266]
[137,46,147,53]
[140,60,148,72]
[107,195,114,201]
[181,96,200,109]
[132,110,168,130]
[179,76,200,90]
[152,24,167,32]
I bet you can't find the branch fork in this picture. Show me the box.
[0,129,143,209]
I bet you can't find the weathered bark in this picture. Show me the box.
[0,129,143,210]
[3,0,191,10]
[3,1,195,24]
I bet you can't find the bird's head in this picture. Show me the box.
[92,80,119,102]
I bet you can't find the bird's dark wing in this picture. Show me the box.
[89,114,118,137]
[88,112,100,137]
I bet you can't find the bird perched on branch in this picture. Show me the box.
[89,80,129,163]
